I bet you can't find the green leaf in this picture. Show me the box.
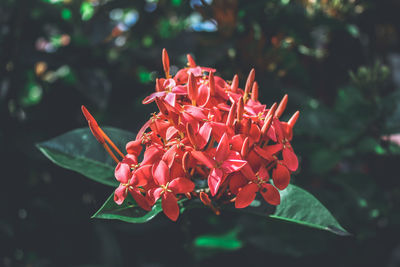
[93,193,187,223]
[269,185,350,236]
[37,127,134,187]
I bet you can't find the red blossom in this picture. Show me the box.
[82,48,300,221]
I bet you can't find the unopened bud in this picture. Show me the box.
[251,81,259,101]
[187,54,196,68]
[226,102,237,127]
[275,94,288,118]
[162,48,170,78]
[231,74,239,93]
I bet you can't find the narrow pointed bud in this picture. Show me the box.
[155,97,169,118]
[261,114,273,137]
[266,102,277,118]
[288,110,300,128]
[187,72,197,105]
[251,81,259,101]
[226,101,237,127]
[209,71,215,96]
[231,74,239,93]
[199,192,212,206]
[182,151,191,174]
[162,48,170,78]
[187,54,196,68]
[241,137,250,158]
[237,97,244,122]
[81,105,105,144]
[275,94,288,118]
[81,105,120,163]
[244,68,255,101]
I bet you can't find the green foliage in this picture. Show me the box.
[270,185,349,235]
[93,193,187,223]
[37,127,134,187]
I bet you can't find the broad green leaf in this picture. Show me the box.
[37,127,134,187]
[93,193,187,223]
[269,184,350,236]
[239,184,349,235]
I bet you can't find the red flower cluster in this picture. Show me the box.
[82,49,299,221]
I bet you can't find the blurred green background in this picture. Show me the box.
[2,0,400,266]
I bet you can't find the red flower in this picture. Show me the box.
[114,156,152,210]
[148,160,195,221]
[82,48,300,221]
[235,164,280,208]
[192,133,247,196]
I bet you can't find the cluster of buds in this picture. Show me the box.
[82,49,299,221]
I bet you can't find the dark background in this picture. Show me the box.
[2,0,400,266]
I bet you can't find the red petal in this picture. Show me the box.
[164,92,176,107]
[162,146,177,168]
[142,145,163,165]
[169,177,195,194]
[249,123,261,143]
[208,168,224,196]
[260,184,280,205]
[114,185,127,205]
[152,160,170,186]
[239,162,256,180]
[185,105,207,120]
[114,162,131,184]
[148,187,163,204]
[142,91,166,104]
[267,125,277,142]
[235,183,258,208]
[171,85,187,95]
[272,163,290,190]
[162,192,180,221]
[231,134,244,152]
[229,172,248,195]
[257,165,270,181]
[282,147,298,172]
[166,126,178,141]
[197,83,211,107]
[129,188,151,211]
[273,118,284,142]
[126,139,142,157]
[134,164,152,186]
[210,122,227,141]
[198,122,212,149]
[191,151,215,169]
[254,144,283,161]
[222,152,247,173]
[215,133,230,162]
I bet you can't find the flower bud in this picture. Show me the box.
[231,74,239,93]
[162,48,170,78]
[226,101,237,127]
[244,68,255,101]
[275,94,288,118]
[187,54,196,68]
[251,81,259,101]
